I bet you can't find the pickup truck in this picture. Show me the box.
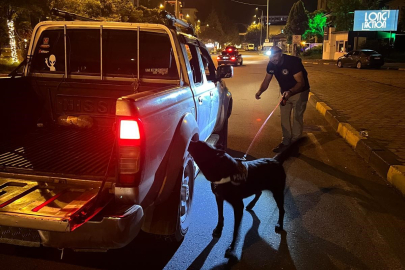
[0,14,232,251]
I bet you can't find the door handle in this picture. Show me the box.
[198,96,203,104]
[210,91,214,97]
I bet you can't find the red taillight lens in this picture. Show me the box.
[217,56,221,60]
[117,119,142,186]
[120,120,140,140]
[228,48,232,52]
[231,56,236,60]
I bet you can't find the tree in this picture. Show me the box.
[198,10,225,44]
[221,16,240,45]
[0,0,49,61]
[303,11,327,42]
[284,0,308,43]
[327,0,380,31]
[245,23,261,46]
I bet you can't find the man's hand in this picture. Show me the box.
[255,91,262,100]
[283,90,292,100]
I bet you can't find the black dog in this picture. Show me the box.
[188,139,302,257]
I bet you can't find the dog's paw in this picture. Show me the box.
[212,228,223,238]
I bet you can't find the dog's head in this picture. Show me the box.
[188,140,238,182]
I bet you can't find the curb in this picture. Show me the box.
[302,61,405,70]
[308,92,405,197]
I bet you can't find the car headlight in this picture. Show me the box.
[265,51,271,56]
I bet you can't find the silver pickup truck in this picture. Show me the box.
[0,14,232,251]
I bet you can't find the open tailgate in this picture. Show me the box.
[0,177,112,232]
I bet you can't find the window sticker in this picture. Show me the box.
[145,68,169,75]
[45,55,57,71]
[40,37,50,49]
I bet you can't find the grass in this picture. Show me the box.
[0,59,21,74]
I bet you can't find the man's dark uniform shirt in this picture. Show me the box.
[266,54,310,94]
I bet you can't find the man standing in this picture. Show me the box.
[255,46,310,153]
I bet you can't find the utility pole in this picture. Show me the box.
[266,0,269,40]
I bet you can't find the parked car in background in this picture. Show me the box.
[248,44,255,51]
[337,49,384,69]
[217,46,243,66]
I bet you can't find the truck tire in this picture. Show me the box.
[144,153,195,242]
[173,154,195,241]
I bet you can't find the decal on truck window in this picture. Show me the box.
[40,37,50,48]
[45,54,57,71]
[145,68,169,75]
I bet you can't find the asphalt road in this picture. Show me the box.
[1,52,405,270]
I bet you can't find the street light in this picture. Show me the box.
[159,4,164,9]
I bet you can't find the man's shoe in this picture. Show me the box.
[273,143,289,153]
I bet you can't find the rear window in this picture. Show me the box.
[67,29,101,75]
[103,30,178,79]
[31,30,65,74]
[361,50,378,56]
[31,28,178,80]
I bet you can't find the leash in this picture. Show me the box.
[242,97,284,160]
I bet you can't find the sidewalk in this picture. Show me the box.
[306,68,405,197]
[302,59,405,70]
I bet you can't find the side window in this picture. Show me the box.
[352,51,359,56]
[66,29,100,75]
[347,52,353,56]
[185,44,202,84]
[31,30,65,73]
[199,46,216,81]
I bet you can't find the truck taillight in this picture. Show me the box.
[117,119,143,186]
[120,120,140,140]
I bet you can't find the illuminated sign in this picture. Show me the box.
[354,10,399,31]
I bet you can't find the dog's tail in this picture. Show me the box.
[273,137,306,164]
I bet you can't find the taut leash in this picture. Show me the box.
[242,97,284,160]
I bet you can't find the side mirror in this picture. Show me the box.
[217,64,233,79]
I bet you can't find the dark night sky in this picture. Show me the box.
[183,0,318,24]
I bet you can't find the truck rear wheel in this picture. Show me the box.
[141,154,195,242]
[173,154,195,241]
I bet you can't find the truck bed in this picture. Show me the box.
[0,126,116,179]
